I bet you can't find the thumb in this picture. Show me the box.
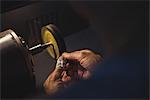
[52,67,63,80]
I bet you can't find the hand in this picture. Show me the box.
[43,49,103,95]
[43,57,73,95]
[62,49,103,79]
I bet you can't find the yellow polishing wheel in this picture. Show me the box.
[41,24,66,59]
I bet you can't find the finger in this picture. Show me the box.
[62,52,82,62]
[52,67,63,80]
[60,71,65,78]
[66,67,79,80]
[62,72,71,82]
[63,63,70,70]
[82,70,91,80]
[77,70,84,79]
[55,80,65,88]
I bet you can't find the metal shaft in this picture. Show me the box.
[29,42,51,55]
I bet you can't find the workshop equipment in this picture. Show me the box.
[0,24,66,98]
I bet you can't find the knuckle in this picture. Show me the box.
[62,52,67,57]
[81,50,90,56]
[79,52,84,57]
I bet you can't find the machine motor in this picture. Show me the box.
[0,24,66,98]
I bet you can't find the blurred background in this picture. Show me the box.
[1,0,149,99]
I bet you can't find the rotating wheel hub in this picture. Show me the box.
[41,24,66,59]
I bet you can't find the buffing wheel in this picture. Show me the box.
[41,24,66,59]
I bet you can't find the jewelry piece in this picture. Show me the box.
[56,57,67,69]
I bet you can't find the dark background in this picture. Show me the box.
[1,1,89,47]
[1,0,149,99]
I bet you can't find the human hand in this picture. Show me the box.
[43,57,73,95]
[43,49,102,95]
[62,49,103,79]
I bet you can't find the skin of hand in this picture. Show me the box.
[43,49,102,95]
[43,64,71,95]
[62,49,103,80]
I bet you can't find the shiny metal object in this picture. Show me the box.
[1,24,66,98]
[0,29,35,98]
[56,57,67,69]
[29,42,51,55]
